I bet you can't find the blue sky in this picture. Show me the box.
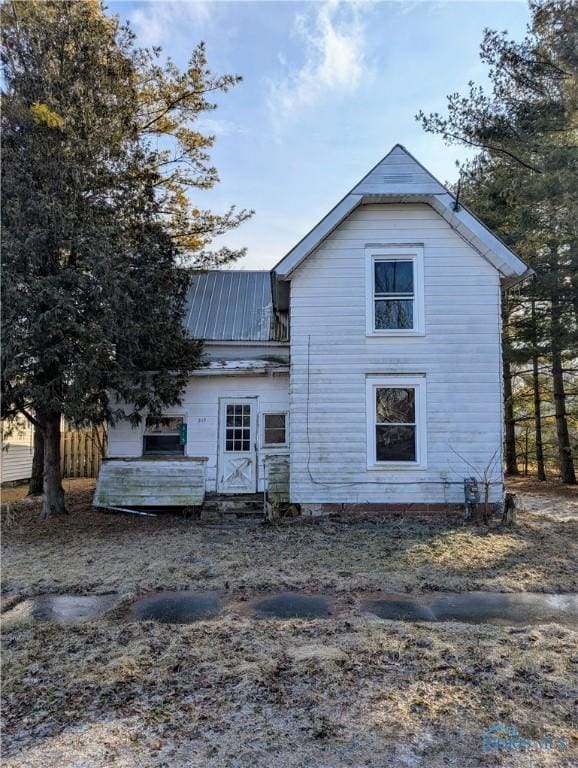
[109,1,530,269]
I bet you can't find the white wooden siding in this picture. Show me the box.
[1,443,34,484]
[1,418,34,484]
[289,203,503,505]
[352,146,445,196]
[107,374,289,492]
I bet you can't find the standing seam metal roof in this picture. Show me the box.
[184,271,278,342]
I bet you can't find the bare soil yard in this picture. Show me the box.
[1,480,577,767]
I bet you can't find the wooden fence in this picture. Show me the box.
[60,426,107,479]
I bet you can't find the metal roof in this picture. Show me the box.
[184,271,281,342]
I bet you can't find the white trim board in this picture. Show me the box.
[366,374,428,470]
[273,144,530,283]
[365,246,425,337]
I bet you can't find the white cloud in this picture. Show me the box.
[129,1,211,49]
[267,0,370,126]
[195,117,248,137]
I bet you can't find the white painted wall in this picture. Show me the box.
[289,203,503,505]
[107,373,289,492]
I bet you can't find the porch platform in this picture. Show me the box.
[94,458,207,509]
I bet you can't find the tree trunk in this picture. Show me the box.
[40,412,67,518]
[550,301,576,484]
[27,427,45,496]
[502,295,518,476]
[532,354,546,480]
[530,301,546,481]
[503,356,519,475]
[502,492,517,527]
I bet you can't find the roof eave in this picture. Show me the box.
[273,144,530,282]
[274,191,529,281]
[273,194,363,280]
[428,194,529,279]
[501,267,535,290]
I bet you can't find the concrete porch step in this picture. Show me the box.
[201,493,264,520]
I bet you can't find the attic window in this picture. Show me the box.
[366,247,425,336]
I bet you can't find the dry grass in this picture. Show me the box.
[2,482,577,766]
[3,618,576,767]
[0,478,95,506]
[2,481,577,599]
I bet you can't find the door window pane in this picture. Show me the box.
[225,404,251,452]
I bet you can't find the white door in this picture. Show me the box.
[217,398,257,493]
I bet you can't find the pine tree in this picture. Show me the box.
[1,0,252,516]
[418,0,577,483]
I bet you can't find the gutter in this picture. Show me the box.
[501,267,536,291]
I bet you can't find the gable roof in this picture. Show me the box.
[185,271,281,342]
[274,144,531,286]
[352,144,447,195]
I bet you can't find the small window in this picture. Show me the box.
[366,247,424,335]
[225,404,251,452]
[263,413,287,446]
[366,376,426,468]
[143,416,184,455]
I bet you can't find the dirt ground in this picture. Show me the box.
[1,479,577,767]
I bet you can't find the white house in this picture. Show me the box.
[104,145,529,513]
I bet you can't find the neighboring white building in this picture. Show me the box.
[105,145,529,512]
[1,416,34,485]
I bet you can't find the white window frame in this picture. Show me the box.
[365,246,425,336]
[261,411,289,449]
[366,375,427,469]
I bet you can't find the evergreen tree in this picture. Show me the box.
[418,0,577,483]
[1,0,251,516]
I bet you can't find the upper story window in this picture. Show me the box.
[365,246,424,336]
[143,416,185,455]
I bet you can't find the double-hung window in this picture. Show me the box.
[366,247,424,335]
[366,376,427,468]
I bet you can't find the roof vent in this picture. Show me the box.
[382,173,413,183]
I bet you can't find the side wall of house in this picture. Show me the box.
[1,444,34,484]
[289,203,503,506]
[107,374,289,492]
[1,418,34,484]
